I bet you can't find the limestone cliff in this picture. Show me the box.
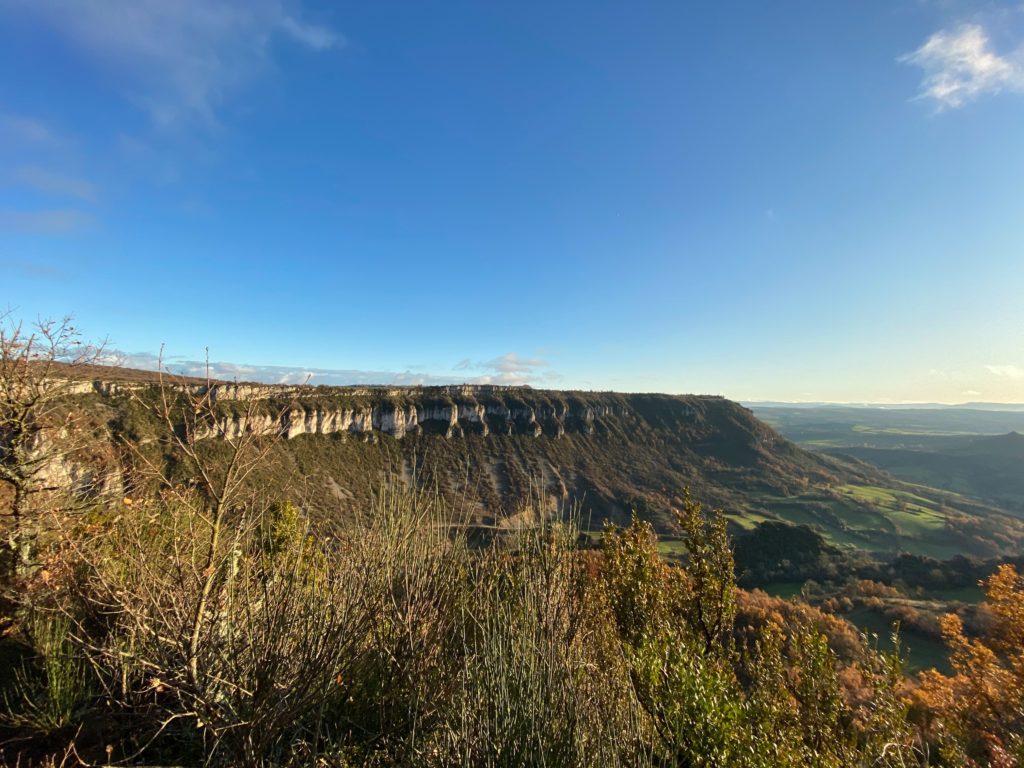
[71,379,642,441]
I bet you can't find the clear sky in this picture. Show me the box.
[2,1,1023,402]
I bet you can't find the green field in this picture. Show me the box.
[760,581,806,599]
[741,483,985,559]
[842,607,950,674]
[917,584,984,603]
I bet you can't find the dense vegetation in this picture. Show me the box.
[3,322,1024,766]
[4,465,1023,765]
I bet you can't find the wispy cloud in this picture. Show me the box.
[901,24,1024,110]
[0,259,67,279]
[455,353,554,385]
[4,0,343,127]
[108,351,556,387]
[0,208,96,234]
[986,364,1024,380]
[277,15,340,51]
[11,166,98,202]
[0,113,64,145]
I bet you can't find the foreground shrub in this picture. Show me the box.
[435,514,648,767]
[0,474,939,767]
[2,609,91,736]
[325,483,470,764]
[66,494,368,765]
[599,496,920,768]
[916,564,1024,765]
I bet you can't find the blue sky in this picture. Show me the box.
[2,1,1024,402]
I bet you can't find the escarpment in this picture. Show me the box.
[69,378,639,441]
[24,367,1024,558]
[210,396,622,441]
[42,373,882,537]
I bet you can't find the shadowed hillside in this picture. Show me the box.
[832,432,1024,515]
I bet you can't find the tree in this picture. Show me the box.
[599,493,920,767]
[0,314,104,581]
[916,564,1024,764]
[125,348,282,685]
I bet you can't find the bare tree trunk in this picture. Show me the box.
[188,498,225,684]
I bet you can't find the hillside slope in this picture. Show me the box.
[60,373,1024,558]
[832,432,1024,516]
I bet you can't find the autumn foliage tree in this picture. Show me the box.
[916,564,1024,765]
[599,495,918,767]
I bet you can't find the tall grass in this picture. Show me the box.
[438,513,649,767]
[3,610,91,735]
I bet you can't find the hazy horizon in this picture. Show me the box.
[77,353,1024,407]
[4,2,1023,402]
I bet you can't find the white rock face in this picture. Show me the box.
[56,375,643,443]
[459,404,489,436]
[416,405,459,437]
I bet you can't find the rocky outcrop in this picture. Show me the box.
[200,399,623,441]
[60,376,703,443]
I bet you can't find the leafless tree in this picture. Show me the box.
[125,348,283,684]
[0,313,105,579]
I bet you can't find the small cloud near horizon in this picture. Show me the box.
[455,353,555,385]
[986,364,1024,380]
[901,23,1024,110]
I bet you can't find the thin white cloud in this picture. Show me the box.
[277,15,341,51]
[0,208,95,233]
[901,24,1024,110]
[454,353,553,385]
[986,364,1024,380]
[0,113,65,145]
[3,0,342,127]
[110,352,450,386]
[0,259,67,279]
[11,166,98,202]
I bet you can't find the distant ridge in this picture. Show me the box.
[745,401,1024,411]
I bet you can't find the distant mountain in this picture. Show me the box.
[749,404,1024,450]
[956,403,1024,413]
[963,431,1024,458]
[746,401,1024,412]
[748,402,1024,521]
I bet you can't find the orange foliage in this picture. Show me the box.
[915,565,1024,764]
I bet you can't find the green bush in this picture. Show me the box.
[2,479,929,767]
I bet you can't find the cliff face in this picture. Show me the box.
[69,379,650,441]
[36,375,889,540]
[210,397,625,441]
[69,379,819,516]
